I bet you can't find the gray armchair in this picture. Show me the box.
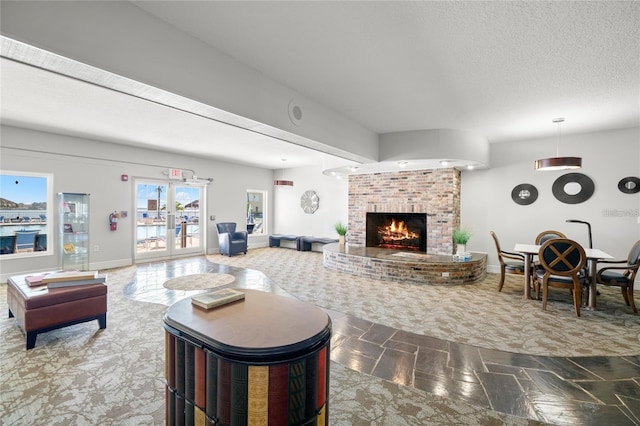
[216,222,248,256]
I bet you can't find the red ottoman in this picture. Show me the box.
[7,275,107,349]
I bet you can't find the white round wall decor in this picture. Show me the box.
[300,190,319,214]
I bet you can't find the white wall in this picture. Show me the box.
[3,124,638,279]
[273,166,349,239]
[461,126,640,270]
[0,125,274,279]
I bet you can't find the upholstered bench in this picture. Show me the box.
[268,234,301,248]
[7,275,107,349]
[298,236,339,252]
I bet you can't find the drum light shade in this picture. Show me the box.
[534,157,582,171]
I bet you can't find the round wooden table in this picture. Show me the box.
[163,289,331,425]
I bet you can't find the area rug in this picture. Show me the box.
[162,273,235,291]
[208,248,640,357]
[0,265,533,425]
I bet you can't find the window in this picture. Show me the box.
[246,190,266,235]
[0,172,53,257]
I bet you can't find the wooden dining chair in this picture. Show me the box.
[595,240,640,314]
[535,238,587,317]
[532,230,568,295]
[535,230,566,245]
[490,231,528,292]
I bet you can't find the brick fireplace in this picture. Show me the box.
[348,168,461,255]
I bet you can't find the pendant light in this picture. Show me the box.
[274,160,294,186]
[273,178,294,186]
[534,118,582,171]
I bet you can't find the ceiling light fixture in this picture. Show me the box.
[274,159,294,186]
[534,118,582,171]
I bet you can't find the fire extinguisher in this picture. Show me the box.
[109,212,118,231]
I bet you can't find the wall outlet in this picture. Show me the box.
[93,245,99,252]
[442,272,449,277]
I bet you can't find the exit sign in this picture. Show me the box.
[169,168,182,180]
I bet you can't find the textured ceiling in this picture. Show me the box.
[1,1,639,171]
[133,1,640,142]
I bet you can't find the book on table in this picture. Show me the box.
[25,275,48,287]
[47,273,107,289]
[41,270,99,284]
[25,271,105,287]
[191,288,245,310]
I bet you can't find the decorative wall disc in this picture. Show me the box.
[511,184,538,205]
[552,173,595,204]
[618,177,640,194]
[300,190,319,214]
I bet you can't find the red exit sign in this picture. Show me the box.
[169,168,182,180]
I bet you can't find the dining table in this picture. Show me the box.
[514,243,614,309]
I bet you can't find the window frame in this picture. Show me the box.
[0,171,54,259]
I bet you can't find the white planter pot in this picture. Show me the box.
[456,244,466,255]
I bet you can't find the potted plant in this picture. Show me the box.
[452,227,471,255]
[335,222,347,245]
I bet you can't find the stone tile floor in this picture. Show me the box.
[124,256,640,425]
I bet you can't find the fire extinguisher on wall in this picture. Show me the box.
[109,212,118,231]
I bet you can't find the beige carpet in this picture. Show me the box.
[162,273,235,291]
[209,248,640,357]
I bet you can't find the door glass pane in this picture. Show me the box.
[247,190,266,235]
[136,183,168,254]
[174,185,201,250]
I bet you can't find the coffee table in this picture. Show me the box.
[7,274,107,349]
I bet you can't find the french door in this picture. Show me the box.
[134,180,205,262]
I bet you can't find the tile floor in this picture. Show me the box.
[124,257,640,425]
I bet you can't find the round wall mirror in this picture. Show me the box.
[511,184,538,205]
[552,173,594,204]
[563,182,582,196]
[618,177,640,194]
[300,190,320,214]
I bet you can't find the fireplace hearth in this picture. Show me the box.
[366,213,427,252]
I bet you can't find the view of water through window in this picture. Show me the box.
[1,173,51,255]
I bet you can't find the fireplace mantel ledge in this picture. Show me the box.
[323,243,487,285]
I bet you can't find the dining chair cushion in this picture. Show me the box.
[599,270,631,284]
[535,269,586,284]
[504,262,525,273]
[629,244,640,268]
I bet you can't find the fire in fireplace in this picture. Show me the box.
[366,213,427,252]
